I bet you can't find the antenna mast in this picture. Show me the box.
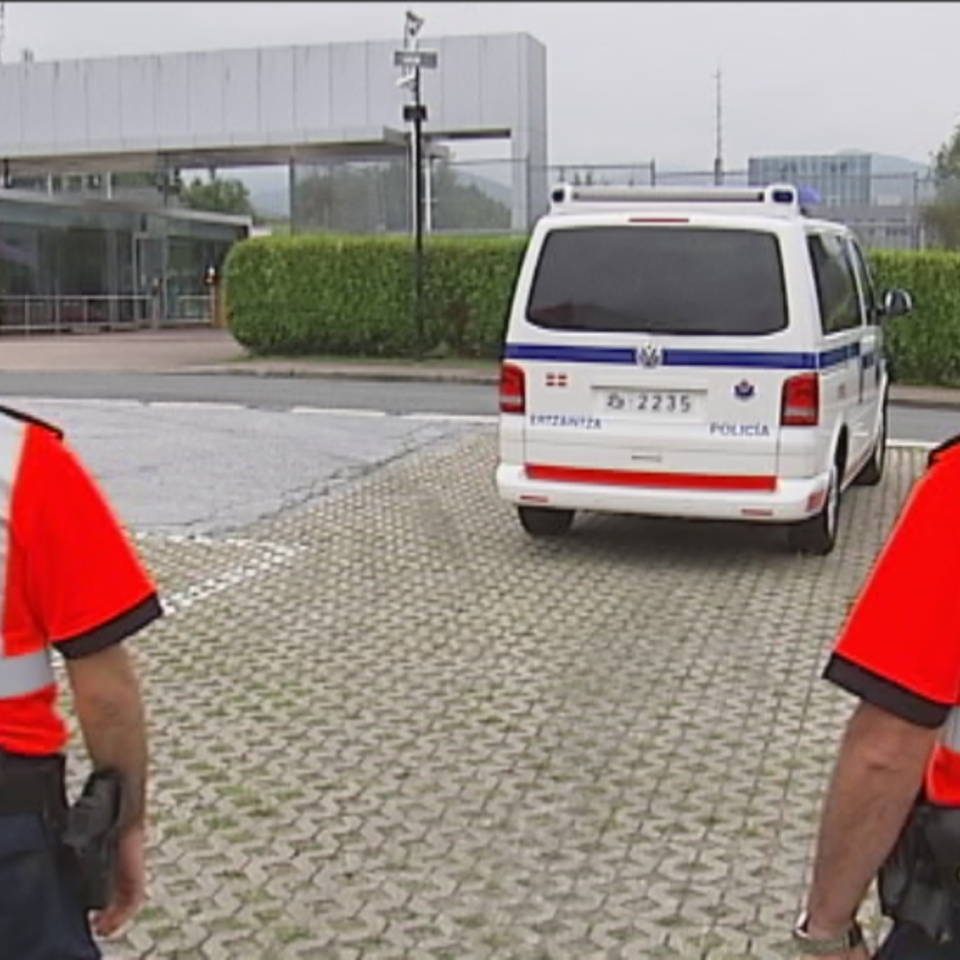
[713,65,724,186]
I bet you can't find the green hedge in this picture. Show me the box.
[226,235,960,385]
[225,234,527,359]
[869,250,960,386]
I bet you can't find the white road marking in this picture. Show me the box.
[17,397,145,409]
[148,401,246,411]
[887,439,937,450]
[289,406,388,417]
[5,398,943,448]
[131,533,305,616]
[400,412,498,424]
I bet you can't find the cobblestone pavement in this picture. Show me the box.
[56,430,925,959]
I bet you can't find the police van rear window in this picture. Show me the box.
[526,227,788,336]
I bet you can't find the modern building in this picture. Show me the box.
[0,33,548,233]
[0,32,547,333]
[748,151,934,249]
[748,151,929,205]
[0,190,250,332]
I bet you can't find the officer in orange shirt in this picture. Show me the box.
[0,405,162,958]
[793,435,960,958]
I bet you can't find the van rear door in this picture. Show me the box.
[512,222,792,487]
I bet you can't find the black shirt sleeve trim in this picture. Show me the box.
[55,594,163,660]
[823,653,951,729]
[0,404,63,439]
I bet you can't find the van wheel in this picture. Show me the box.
[517,506,574,537]
[854,405,887,487]
[788,464,840,556]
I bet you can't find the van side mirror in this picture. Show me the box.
[881,289,912,318]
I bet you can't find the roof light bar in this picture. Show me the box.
[549,182,805,217]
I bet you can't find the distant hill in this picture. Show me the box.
[451,168,513,206]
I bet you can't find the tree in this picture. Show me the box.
[921,121,960,249]
[292,159,510,234]
[429,161,511,231]
[294,163,404,233]
[179,177,255,218]
[933,122,960,182]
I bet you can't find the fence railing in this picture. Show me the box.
[172,294,215,324]
[0,293,215,335]
[0,295,153,335]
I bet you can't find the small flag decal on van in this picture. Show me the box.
[545,373,568,387]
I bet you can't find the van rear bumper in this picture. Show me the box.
[496,463,831,524]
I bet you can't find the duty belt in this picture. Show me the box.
[0,751,66,819]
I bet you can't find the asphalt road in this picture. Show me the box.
[0,371,497,416]
[6,395,482,536]
[2,370,960,442]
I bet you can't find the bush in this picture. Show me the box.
[869,250,960,386]
[225,233,527,359]
[225,235,960,386]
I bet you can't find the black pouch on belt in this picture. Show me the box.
[61,768,124,911]
[879,800,960,943]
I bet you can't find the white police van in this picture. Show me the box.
[496,183,912,555]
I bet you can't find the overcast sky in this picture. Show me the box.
[2,2,958,171]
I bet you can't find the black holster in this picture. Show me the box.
[879,800,960,943]
[61,769,124,911]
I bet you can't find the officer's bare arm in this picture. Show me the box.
[65,643,148,831]
[803,700,938,938]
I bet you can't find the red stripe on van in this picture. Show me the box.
[525,464,777,492]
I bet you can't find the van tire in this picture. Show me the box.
[854,404,887,487]
[787,463,840,556]
[518,506,575,537]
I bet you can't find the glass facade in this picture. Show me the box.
[748,154,873,206]
[0,193,248,329]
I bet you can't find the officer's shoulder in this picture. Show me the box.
[0,404,64,440]
[927,434,960,471]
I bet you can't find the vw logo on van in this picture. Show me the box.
[636,344,663,368]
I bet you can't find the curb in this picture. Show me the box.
[171,363,501,386]
[887,389,960,411]
[177,364,960,408]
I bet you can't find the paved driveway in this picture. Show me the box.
[73,429,922,959]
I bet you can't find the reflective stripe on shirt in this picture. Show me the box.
[942,708,960,753]
[0,419,56,699]
[925,710,960,805]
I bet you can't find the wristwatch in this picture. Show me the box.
[792,911,864,955]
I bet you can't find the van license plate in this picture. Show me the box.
[600,389,699,415]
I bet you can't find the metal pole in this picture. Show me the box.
[288,158,297,236]
[424,150,432,234]
[413,66,425,359]
[912,172,920,251]
[713,67,724,186]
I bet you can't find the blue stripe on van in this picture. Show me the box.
[504,342,861,371]
[665,349,817,370]
[503,344,637,364]
[820,343,861,369]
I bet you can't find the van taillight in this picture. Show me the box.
[781,372,819,426]
[499,363,526,414]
